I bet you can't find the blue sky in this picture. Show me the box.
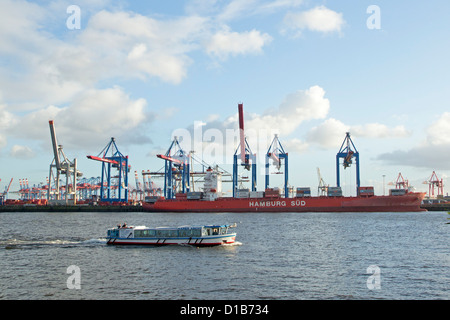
[1,0,450,197]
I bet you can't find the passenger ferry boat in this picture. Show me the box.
[106,223,237,246]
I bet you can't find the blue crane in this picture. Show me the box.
[265,134,288,198]
[336,132,360,195]
[232,103,256,196]
[87,137,129,203]
[157,136,190,199]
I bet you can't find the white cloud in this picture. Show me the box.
[351,123,410,139]
[217,0,259,22]
[77,11,209,85]
[0,135,7,150]
[0,5,210,110]
[282,137,309,154]
[186,85,330,138]
[0,102,17,150]
[245,85,330,135]
[10,145,35,159]
[11,87,149,151]
[0,0,48,56]
[0,0,84,107]
[306,118,349,148]
[0,103,16,129]
[216,0,304,22]
[306,118,411,149]
[177,86,330,164]
[0,1,278,110]
[206,27,273,60]
[282,5,345,37]
[378,112,450,170]
[426,112,450,145]
[260,0,304,12]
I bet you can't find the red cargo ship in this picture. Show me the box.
[144,103,426,213]
[142,191,426,213]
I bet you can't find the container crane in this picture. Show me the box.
[317,168,328,196]
[336,132,360,195]
[47,120,82,205]
[265,134,288,198]
[87,138,129,203]
[427,171,444,198]
[395,172,409,189]
[0,178,13,204]
[133,171,144,201]
[157,136,190,199]
[233,103,257,197]
[3,178,13,197]
[141,170,163,197]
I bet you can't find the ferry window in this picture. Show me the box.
[170,230,178,237]
[179,229,191,237]
[156,230,165,237]
[192,229,201,237]
[156,229,178,237]
[134,230,142,238]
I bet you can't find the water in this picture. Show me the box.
[0,211,448,300]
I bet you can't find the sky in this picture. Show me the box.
[1,0,450,197]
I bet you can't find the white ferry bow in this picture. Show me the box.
[106,223,237,246]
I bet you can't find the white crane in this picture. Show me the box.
[47,120,82,205]
[317,167,329,196]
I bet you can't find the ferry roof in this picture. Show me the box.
[112,224,235,230]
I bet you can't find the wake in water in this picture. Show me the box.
[222,241,243,247]
[1,238,107,249]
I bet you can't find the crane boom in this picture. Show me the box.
[87,155,120,165]
[238,103,246,164]
[156,154,183,165]
[48,120,61,170]
[6,178,13,193]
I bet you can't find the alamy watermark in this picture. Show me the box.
[367,5,381,30]
[366,265,381,290]
[171,122,281,171]
[66,265,81,289]
[66,5,81,30]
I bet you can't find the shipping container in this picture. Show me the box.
[358,186,374,197]
[187,192,203,200]
[389,189,407,196]
[296,187,311,197]
[145,196,160,203]
[236,192,249,198]
[264,188,280,198]
[249,191,265,198]
[327,187,342,197]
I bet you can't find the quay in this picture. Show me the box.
[0,204,144,212]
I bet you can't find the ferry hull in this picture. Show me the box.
[107,234,236,246]
[142,193,426,213]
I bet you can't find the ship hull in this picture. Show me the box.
[107,234,236,246]
[142,193,426,213]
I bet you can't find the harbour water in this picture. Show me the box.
[0,210,448,300]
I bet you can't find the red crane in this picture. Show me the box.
[428,171,444,197]
[395,173,409,189]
